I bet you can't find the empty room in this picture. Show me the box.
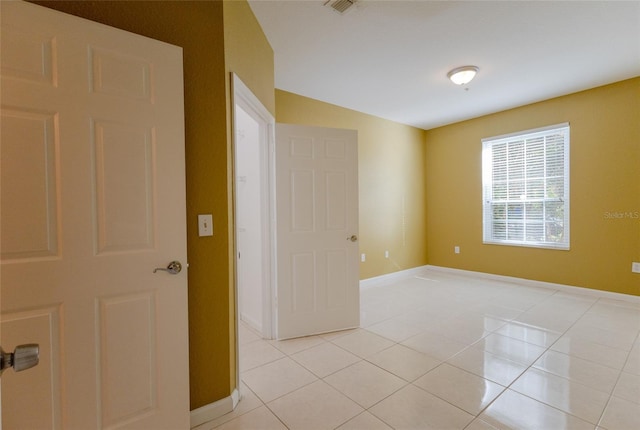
[1,1,638,429]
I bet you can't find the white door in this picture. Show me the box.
[275,124,359,340]
[0,2,189,429]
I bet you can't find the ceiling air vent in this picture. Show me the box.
[324,0,356,15]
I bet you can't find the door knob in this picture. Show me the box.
[153,260,182,274]
[0,344,39,375]
[347,235,358,242]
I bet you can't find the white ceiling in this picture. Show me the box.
[248,0,640,130]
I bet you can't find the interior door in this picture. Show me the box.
[0,2,189,429]
[275,124,359,339]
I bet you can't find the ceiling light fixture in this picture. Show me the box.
[447,66,479,85]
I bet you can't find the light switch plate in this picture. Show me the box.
[198,214,213,237]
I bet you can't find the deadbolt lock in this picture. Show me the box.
[0,344,40,375]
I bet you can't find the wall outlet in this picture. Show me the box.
[454,246,460,254]
[361,253,366,262]
[384,250,389,259]
[198,214,213,237]
[632,262,640,274]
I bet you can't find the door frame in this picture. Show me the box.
[230,73,276,347]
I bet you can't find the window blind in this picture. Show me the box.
[482,124,570,249]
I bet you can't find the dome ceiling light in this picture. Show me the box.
[447,66,479,85]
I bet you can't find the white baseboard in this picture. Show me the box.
[360,265,430,290]
[425,265,640,304]
[190,388,240,429]
[240,312,262,334]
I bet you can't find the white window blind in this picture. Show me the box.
[482,124,570,249]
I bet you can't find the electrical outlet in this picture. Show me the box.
[454,246,460,254]
[361,253,366,262]
[632,262,640,274]
[384,250,389,259]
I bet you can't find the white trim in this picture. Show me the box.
[231,72,276,341]
[481,122,570,143]
[230,73,277,415]
[363,264,639,302]
[190,388,240,428]
[240,311,262,334]
[482,123,570,250]
[268,121,278,339]
[425,265,640,304]
[360,265,430,290]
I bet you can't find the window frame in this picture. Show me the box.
[482,123,570,250]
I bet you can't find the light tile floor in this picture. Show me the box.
[200,269,640,430]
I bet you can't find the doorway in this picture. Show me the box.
[231,74,275,345]
[235,104,264,332]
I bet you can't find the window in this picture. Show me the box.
[482,124,570,249]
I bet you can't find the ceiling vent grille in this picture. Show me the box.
[324,0,356,14]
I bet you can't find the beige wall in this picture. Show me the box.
[425,78,640,296]
[276,90,428,280]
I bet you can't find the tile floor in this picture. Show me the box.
[199,269,640,430]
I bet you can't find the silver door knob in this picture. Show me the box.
[153,260,182,274]
[347,235,358,242]
[0,344,39,375]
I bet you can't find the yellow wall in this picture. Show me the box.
[224,2,275,116]
[425,78,640,296]
[222,0,275,396]
[31,0,275,410]
[276,90,428,279]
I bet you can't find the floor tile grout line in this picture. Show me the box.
[259,323,414,429]
[474,293,621,428]
[593,328,640,428]
[338,327,521,429]
[427,287,572,426]
[243,362,321,405]
[228,274,639,430]
[261,400,291,430]
[337,287,570,426]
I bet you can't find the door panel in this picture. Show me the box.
[0,108,59,261]
[93,120,155,253]
[326,171,347,230]
[97,293,157,427]
[276,124,359,339]
[90,47,153,101]
[0,2,189,428]
[0,26,56,85]
[291,170,315,231]
[1,307,62,429]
